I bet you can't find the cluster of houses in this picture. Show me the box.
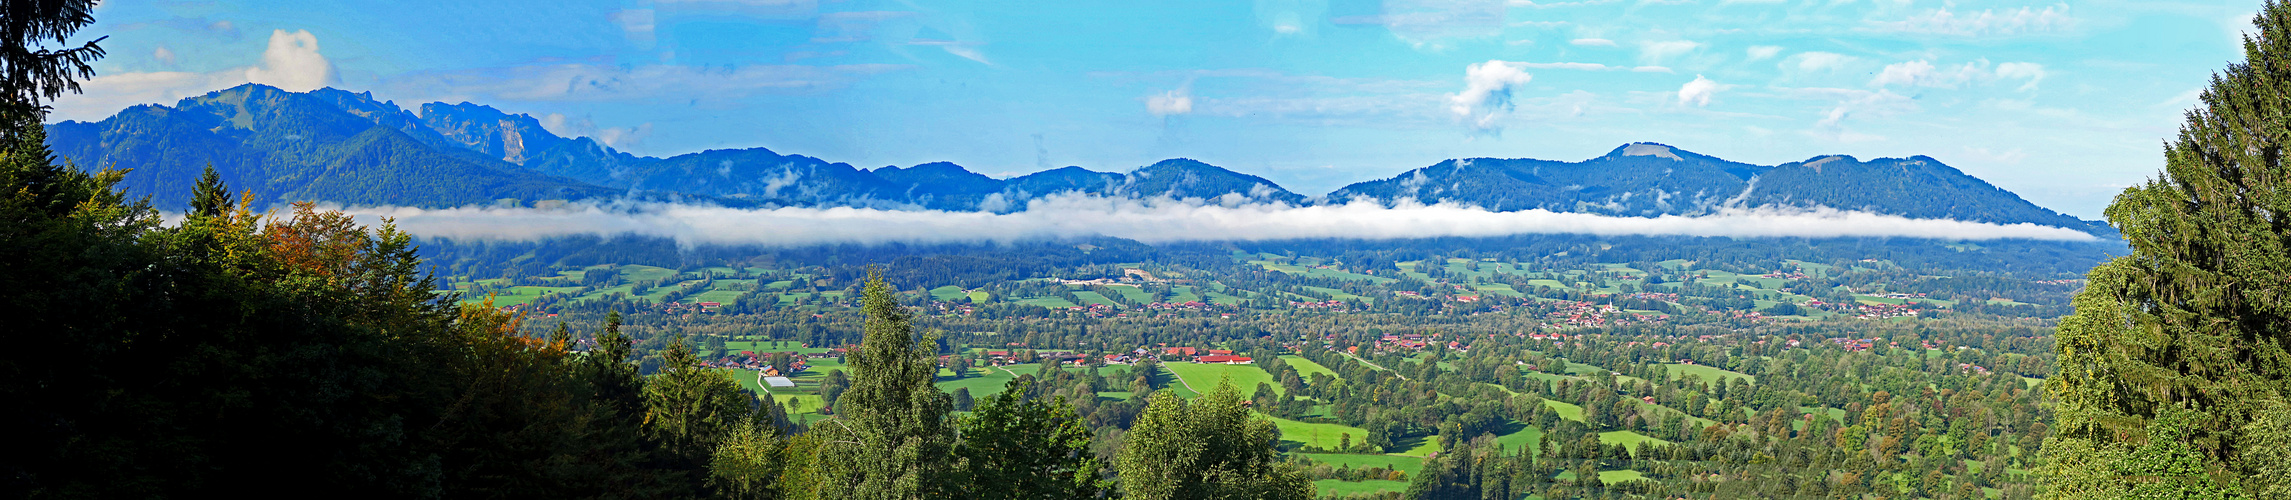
[1157,346,1253,364]
[1624,292,1681,302]
[928,302,977,316]
[1144,301,1217,312]
[1546,301,1650,328]
[1826,338,1883,352]
[962,345,1257,367]
[1760,269,1811,280]
[702,349,833,375]
[1290,300,1349,310]
[1853,302,1920,320]
[656,301,723,314]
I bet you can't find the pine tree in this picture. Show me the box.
[817,269,957,499]
[2043,1,2291,497]
[644,335,758,475]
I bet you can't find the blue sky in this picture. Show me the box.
[56,0,2265,218]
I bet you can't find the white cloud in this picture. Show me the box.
[1871,4,2071,37]
[612,9,657,48]
[1511,62,1661,72]
[1677,75,1722,107]
[1869,59,2043,91]
[1570,38,1616,47]
[387,62,905,103]
[1746,45,1783,61]
[538,113,654,149]
[1994,62,2045,91]
[1508,0,1621,7]
[1446,60,1535,133]
[244,30,333,92]
[1639,40,1701,64]
[1329,0,1506,50]
[1785,51,1855,72]
[153,46,177,66]
[345,196,2099,246]
[1792,87,1914,141]
[1147,88,1193,116]
[1869,60,1974,88]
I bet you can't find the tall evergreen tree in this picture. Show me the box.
[817,270,957,499]
[644,335,760,484]
[2045,2,2291,497]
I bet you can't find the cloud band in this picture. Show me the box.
[341,195,2100,247]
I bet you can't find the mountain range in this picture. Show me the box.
[46,83,2107,236]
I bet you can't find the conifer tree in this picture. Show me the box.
[644,335,758,475]
[2044,1,2291,496]
[817,269,956,499]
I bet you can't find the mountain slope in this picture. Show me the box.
[1325,142,2104,233]
[46,85,2105,236]
[46,84,618,209]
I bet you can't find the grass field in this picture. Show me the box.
[1271,415,1371,450]
[1167,286,1202,304]
[1313,479,1409,497]
[1071,291,1119,307]
[1662,363,1757,385]
[1299,285,1370,303]
[1013,296,1078,308]
[929,285,968,302]
[1599,430,1673,450]
[1254,261,1396,283]
[1163,362,1279,397]
[1544,399,1585,421]
[1299,453,1423,475]
[1494,424,1546,454]
[1103,284,1156,304]
[1600,470,1648,483]
[722,341,832,354]
[935,367,1025,399]
[1281,355,1339,381]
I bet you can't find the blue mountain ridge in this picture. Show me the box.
[46,83,2107,236]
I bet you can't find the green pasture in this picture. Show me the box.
[1102,284,1156,304]
[1281,355,1339,381]
[1299,453,1423,475]
[1313,480,1409,497]
[1163,362,1280,397]
[1662,363,1757,385]
[1071,291,1119,307]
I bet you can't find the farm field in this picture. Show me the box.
[1662,363,1757,385]
[1269,415,1370,451]
[1281,355,1339,380]
[1313,479,1409,497]
[1298,453,1423,475]
[1163,362,1280,397]
[1071,291,1119,307]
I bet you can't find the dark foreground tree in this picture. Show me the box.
[815,269,958,498]
[1116,378,1312,500]
[2045,1,2291,497]
[953,378,1108,499]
